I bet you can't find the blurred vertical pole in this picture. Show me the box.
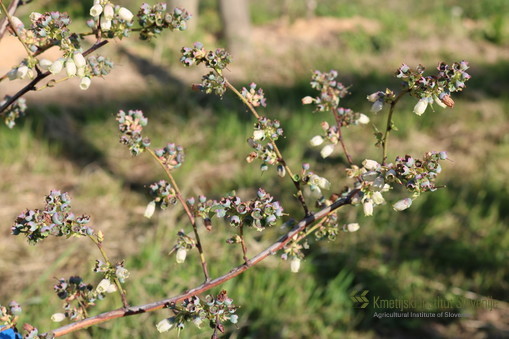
[218,0,251,57]
[167,0,199,32]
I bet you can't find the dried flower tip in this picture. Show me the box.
[290,257,301,273]
[51,313,66,322]
[440,94,455,108]
[176,247,187,264]
[320,144,334,158]
[310,135,324,146]
[343,223,360,232]
[144,201,156,218]
[393,198,412,211]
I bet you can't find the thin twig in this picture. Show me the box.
[88,235,129,308]
[381,89,410,164]
[146,148,210,282]
[0,0,20,41]
[44,189,358,337]
[223,77,311,216]
[238,225,249,264]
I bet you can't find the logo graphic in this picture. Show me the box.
[351,290,369,308]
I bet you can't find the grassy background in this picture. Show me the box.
[1,0,509,338]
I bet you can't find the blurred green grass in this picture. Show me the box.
[2,0,509,338]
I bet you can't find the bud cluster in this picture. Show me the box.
[187,189,284,231]
[116,109,151,155]
[93,260,130,288]
[88,2,134,39]
[241,83,267,108]
[26,11,77,52]
[11,191,94,244]
[196,72,226,97]
[347,152,448,215]
[156,291,238,334]
[180,42,232,70]
[154,143,185,171]
[52,276,106,322]
[1,96,26,128]
[138,4,190,40]
[303,70,349,112]
[396,61,470,115]
[246,116,284,171]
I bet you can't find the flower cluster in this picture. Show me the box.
[302,70,349,112]
[309,114,368,159]
[347,152,448,215]
[25,11,78,53]
[12,191,94,244]
[187,189,284,231]
[246,117,284,171]
[138,4,190,40]
[116,109,151,155]
[94,260,130,283]
[86,55,114,77]
[156,291,238,334]
[52,276,108,322]
[88,2,134,39]
[300,163,331,195]
[366,89,396,114]
[154,143,185,171]
[395,61,470,115]
[241,83,266,108]
[1,96,26,128]
[180,42,232,70]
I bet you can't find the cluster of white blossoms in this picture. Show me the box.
[39,52,92,90]
[90,0,134,31]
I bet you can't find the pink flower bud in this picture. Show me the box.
[103,4,114,20]
[393,198,412,211]
[301,96,314,104]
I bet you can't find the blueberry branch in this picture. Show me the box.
[43,189,358,337]
[0,40,109,116]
